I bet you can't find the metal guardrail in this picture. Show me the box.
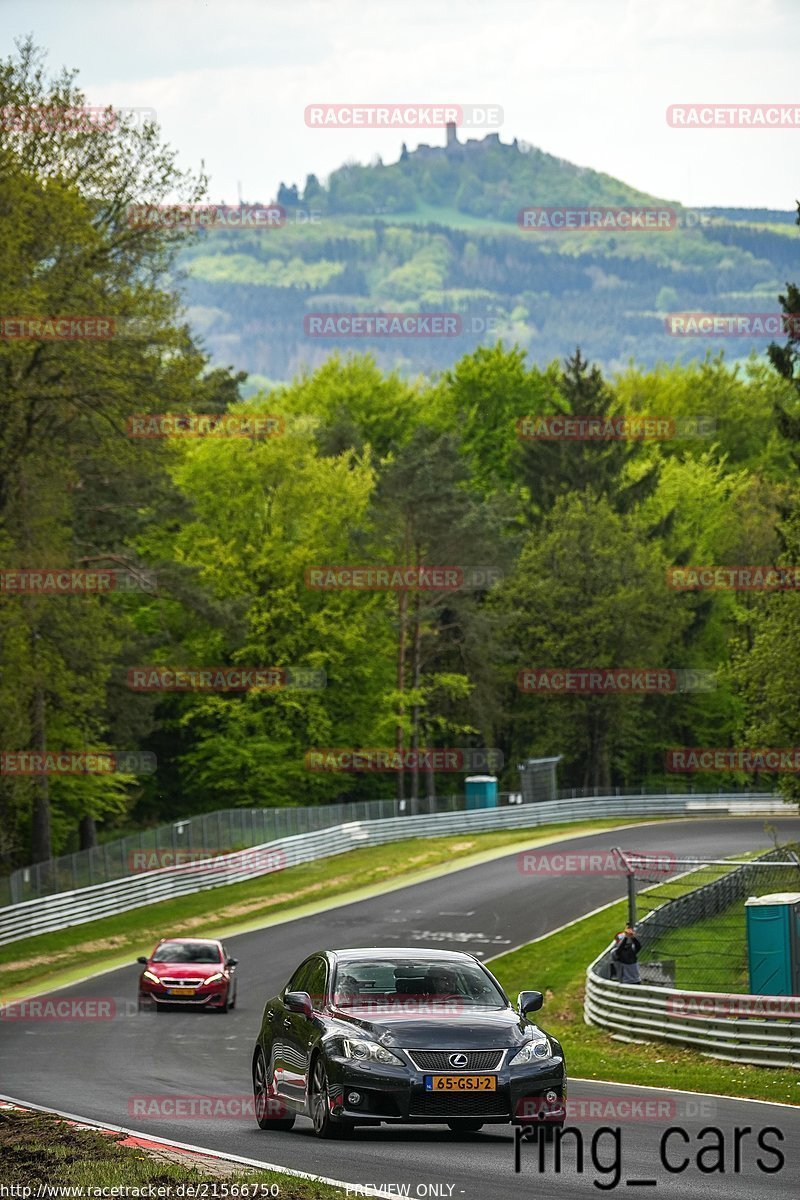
[584,846,800,1069]
[0,791,788,947]
[3,781,772,906]
[584,971,800,1069]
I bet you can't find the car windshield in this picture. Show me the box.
[332,958,506,1008]
[151,942,222,964]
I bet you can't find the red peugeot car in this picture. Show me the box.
[137,937,238,1012]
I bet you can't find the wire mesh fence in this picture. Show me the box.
[0,782,782,908]
[634,845,800,992]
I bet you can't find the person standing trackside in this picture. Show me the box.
[611,923,642,983]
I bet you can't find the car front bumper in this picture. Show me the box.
[324,1053,567,1125]
[139,985,229,1008]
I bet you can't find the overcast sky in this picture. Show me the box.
[1,0,798,209]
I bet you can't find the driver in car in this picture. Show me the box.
[334,974,360,1006]
[426,966,459,997]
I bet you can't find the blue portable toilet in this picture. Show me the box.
[465,775,498,809]
[745,892,800,996]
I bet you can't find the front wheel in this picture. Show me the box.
[309,1058,353,1139]
[253,1048,295,1131]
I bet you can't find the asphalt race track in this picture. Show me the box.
[2,817,800,1198]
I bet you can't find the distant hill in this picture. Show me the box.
[179,128,800,382]
[275,126,672,219]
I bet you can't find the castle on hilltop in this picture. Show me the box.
[399,121,517,162]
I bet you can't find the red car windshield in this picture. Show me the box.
[151,942,222,964]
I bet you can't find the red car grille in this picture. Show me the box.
[158,978,207,987]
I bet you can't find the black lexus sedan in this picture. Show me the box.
[252,947,566,1138]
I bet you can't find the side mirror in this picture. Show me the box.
[227,957,238,968]
[518,990,543,1016]
[285,990,313,1018]
[137,956,148,965]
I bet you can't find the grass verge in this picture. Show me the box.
[0,817,652,1000]
[489,892,800,1107]
[0,1107,345,1196]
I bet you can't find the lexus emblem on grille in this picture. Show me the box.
[448,1053,469,1068]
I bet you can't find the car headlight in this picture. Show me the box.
[202,972,225,985]
[341,1038,404,1066]
[509,1036,552,1065]
[142,970,161,985]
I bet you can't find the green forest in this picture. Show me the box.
[2,42,800,875]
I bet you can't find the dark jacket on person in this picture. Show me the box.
[612,933,641,964]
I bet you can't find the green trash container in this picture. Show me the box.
[465,775,498,809]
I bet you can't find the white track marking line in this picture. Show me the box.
[567,1078,799,1110]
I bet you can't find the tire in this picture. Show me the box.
[253,1048,296,1131]
[309,1057,353,1139]
[447,1121,483,1133]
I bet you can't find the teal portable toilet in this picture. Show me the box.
[745,893,800,996]
[465,775,498,809]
